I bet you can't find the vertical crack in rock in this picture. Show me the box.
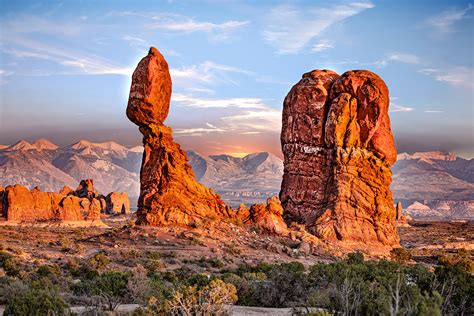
[127,47,232,226]
[280,69,400,247]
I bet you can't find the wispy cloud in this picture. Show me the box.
[375,52,420,67]
[122,35,146,47]
[2,38,133,76]
[172,93,267,109]
[170,61,254,87]
[148,14,249,33]
[390,98,415,112]
[221,108,282,132]
[1,14,133,76]
[311,40,334,53]
[390,105,415,113]
[262,2,374,54]
[419,67,473,88]
[425,3,473,35]
[174,122,226,136]
[425,110,445,113]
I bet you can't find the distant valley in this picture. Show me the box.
[1,139,473,220]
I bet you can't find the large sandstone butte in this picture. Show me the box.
[127,47,232,226]
[280,70,399,247]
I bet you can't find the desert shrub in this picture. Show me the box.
[434,261,474,315]
[70,264,100,280]
[390,247,412,264]
[71,270,129,311]
[146,250,161,260]
[165,279,237,315]
[2,257,21,277]
[88,252,110,270]
[3,278,68,316]
[437,248,474,273]
[346,251,364,264]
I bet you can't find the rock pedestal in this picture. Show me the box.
[280,70,399,247]
[127,47,231,226]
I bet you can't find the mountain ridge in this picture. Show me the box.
[1,138,473,218]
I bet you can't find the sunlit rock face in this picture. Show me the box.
[127,47,232,226]
[280,69,399,247]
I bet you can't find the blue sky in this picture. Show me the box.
[0,0,473,157]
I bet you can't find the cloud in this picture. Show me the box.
[221,108,282,132]
[145,13,248,40]
[172,93,267,109]
[170,61,254,88]
[122,35,146,47]
[2,39,133,76]
[148,14,249,33]
[425,3,473,35]
[311,40,334,53]
[390,105,415,113]
[262,2,374,54]
[1,14,133,76]
[375,52,420,67]
[425,110,445,113]
[419,67,473,88]
[174,124,226,136]
[390,98,415,113]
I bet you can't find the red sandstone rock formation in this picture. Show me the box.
[106,192,131,214]
[395,201,408,226]
[0,179,127,223]
[127,47,232,226]
[281,69,399,247]
[244,196,288,235]
[1,184,100,222]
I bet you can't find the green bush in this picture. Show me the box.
[88,252,110,270]
[4,278,68,316]
[390,247,412,264]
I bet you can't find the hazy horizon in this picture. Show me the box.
[1,0,473,158]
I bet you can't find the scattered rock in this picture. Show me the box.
[280,69,399,248]
[126,47,232,226]
[297,241,311,256]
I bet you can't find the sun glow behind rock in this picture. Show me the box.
[227,152,250,158]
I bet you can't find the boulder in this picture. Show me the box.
[126,47,232,226]
[105,192,130,214]
[245,196,288,236]
[280,69,399,247]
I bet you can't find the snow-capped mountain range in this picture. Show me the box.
[1,140,473,218]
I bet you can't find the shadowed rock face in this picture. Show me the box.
[280,69,399,247]
[127,47,232,226]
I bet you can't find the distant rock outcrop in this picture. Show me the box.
[127,47,232,226]
[280,70,399,247]
[106,192,131,214]
[245,196,288,235]
[0,179,130,223]
[395,201,409,226]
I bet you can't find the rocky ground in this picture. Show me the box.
[0,215,472,274]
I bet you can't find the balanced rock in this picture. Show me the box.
[106,192,130,214]
[127,47,232,225]
[280,69,399,247]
